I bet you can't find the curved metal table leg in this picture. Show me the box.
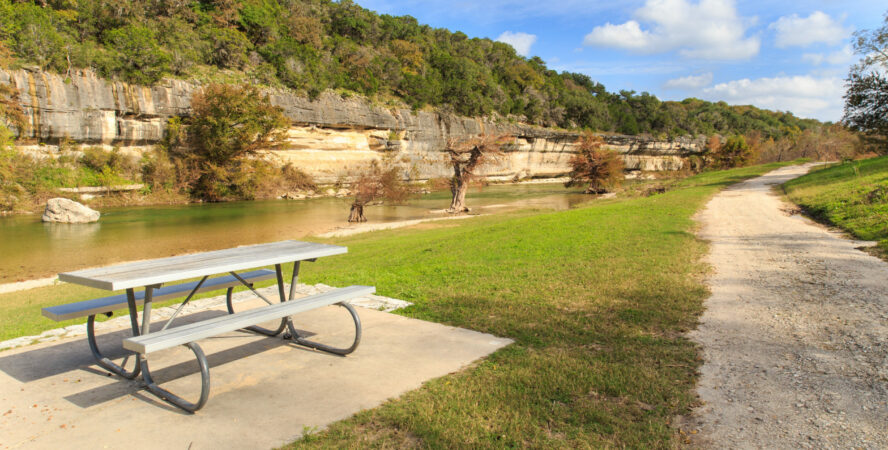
[87,314,141,379]
[139,342,211,413]
[287,302,362,356]
[225,287,288,337]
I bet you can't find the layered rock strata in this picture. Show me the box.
[1,67,703,183]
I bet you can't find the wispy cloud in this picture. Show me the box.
[770,11,850,48]
[496,31,537,57]
[583,0,760,60]
[702,75,845,121]
[664,73,714,90]
[802,45,855,66]
[551,60,686,77]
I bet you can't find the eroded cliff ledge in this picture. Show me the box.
[0,67,703,183]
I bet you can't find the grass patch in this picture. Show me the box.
[284,162,796,448]
[783,156,888,254]
[0,161,798,447]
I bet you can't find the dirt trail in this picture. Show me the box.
[688,164,888,449]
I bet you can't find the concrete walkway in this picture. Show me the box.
[0,298,512,449]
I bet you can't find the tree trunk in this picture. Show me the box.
[347,203,366,222]
[447,178,470,213]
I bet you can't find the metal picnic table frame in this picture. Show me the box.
[56,240,361,412]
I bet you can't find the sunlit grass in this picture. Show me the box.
[784,156,888,254]
[0,161,798,447]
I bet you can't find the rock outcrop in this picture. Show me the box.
[1,67,704,183]
[42,198,100,223]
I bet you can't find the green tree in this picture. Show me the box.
[180,83,289,200]
[4,3,68,71]
[844,12,888,151]
[104,24,170,84]
[713,135,754,168]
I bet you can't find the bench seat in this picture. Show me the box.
[42,269,277,322]
[123,285,374,354]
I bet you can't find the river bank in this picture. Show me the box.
[0,213,483,294]
[0,181,594,285]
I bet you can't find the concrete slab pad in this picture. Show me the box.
[0,300,512,449]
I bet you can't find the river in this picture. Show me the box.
[0,183,591,284]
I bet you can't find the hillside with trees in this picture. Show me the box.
[0,0,823,138]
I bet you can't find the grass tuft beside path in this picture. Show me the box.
[784,156,888,254]
[0,162,797,447]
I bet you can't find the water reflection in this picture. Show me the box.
[0,183,589,283]
[42,222,101,241]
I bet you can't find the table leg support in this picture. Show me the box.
[85,288,143,379]
[222,263,292,336]
[287,301,362,356]
[134,285,210,413]
[139,342,210,413]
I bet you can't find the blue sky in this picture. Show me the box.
[354,0,886,122]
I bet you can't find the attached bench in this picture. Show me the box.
[122,285,373,412]
[42,269,277,321]
[41,269,277,380]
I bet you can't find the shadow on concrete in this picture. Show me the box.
[0,308,321,410]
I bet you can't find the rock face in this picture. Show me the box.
[42,198,100,223]
[1,67,705,183]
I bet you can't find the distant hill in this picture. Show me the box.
[0,0,822,137]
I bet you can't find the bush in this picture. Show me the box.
[161,83,292,201]
[79,146,139,177]
[565,133,624,194]
[712,135,755,168]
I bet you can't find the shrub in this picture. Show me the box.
[565,133,624,194]
[713,135,755,168]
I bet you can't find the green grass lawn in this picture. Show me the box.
[0,162,797,447]
[783,156,888,254]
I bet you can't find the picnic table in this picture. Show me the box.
[43,240,374,413]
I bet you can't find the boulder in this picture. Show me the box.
[42,198,100,223]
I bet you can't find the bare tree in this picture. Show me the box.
[347,159,412,222]
[444,134,510,213]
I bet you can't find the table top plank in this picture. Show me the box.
[58,240,347,291]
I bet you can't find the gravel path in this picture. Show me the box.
[686,164,888,449]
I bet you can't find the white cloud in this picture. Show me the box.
[770,11,850,48]
[583,0,760,60]
[664,73,714,89]
[496,31,537,57]
[583,21,652,51]
[802,45,855,66]
[702,75,844,121]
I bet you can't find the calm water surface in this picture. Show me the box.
[0,183,591,283]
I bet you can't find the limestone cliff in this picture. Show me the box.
[0,67,703,183]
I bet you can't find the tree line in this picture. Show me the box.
[0,0,823,139]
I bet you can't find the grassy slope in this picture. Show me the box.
[0,162,795,447]
[286,163,794,448]
[784,156,888,253]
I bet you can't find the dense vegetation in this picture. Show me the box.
[0,0,822,138]
[784,156,888,255]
